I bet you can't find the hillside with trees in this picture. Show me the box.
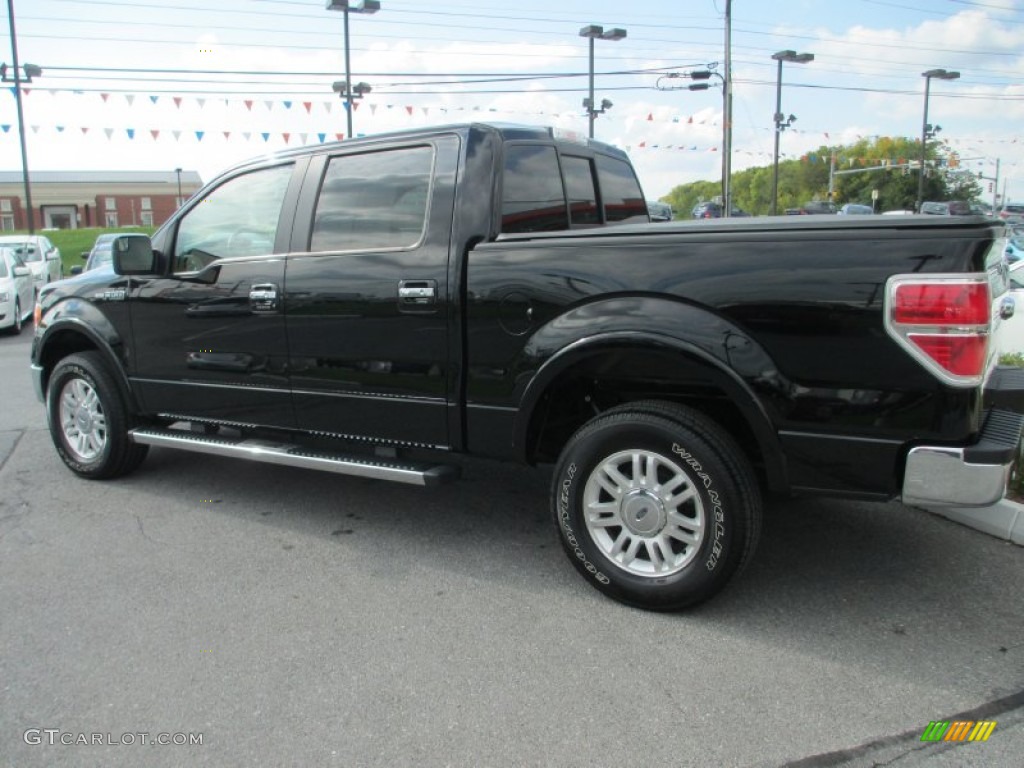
[662,136,980,217]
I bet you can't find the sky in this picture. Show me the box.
[1,0,1023,202]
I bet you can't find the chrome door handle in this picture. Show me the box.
[398,284,435,300]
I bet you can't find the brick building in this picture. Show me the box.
[0,170,203,231]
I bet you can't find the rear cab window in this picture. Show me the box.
[499,141,647,235]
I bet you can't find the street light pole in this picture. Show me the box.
[917,68,959,213]
[326,1,380,139]
[579,25,626,139]
[770,49,813,216]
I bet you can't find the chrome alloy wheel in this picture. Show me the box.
[583,449,705,577]
[59,377,107,462]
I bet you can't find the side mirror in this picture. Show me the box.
[80,251,90,260]
[70,266,83,276]
[112,234,156,275]
[12,265,30,277]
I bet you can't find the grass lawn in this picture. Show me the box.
[10,227,156,274]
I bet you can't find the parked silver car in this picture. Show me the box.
[0,235,62,293]
[0,245,35,334]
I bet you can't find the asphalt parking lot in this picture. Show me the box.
[2,328,1023,767]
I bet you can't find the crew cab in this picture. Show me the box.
[30,123,1024,610]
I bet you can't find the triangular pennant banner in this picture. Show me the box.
[405,106,413,116]
[125,95,135,106]
[1,125,10,133]
[126,128,135,139]
[244,100,253,111]
[242,132,251,141]
[370,104,378,115]
[172,130,182,141]
[317,133,326,142]
[104,128,114,139]
[303,101,312,114]
[299,132,307,144]
[101,93,110,102]
[282,101,292,110]
[261,132,270,142]
[197,98,206,108]
[173,97,182,108]
[336,132,345,141]
[282,132,291,144]
[223,131,231,140]
[151,129,160,140]
[195,131,204,141]
[56,125,65,132]
[150,95,159,104]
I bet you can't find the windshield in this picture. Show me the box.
[0,240,40,261]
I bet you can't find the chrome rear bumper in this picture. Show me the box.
[902,409,1024,507]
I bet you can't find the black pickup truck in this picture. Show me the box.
[31,123,1024,610]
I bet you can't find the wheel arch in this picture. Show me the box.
[35,317,138,413]
[513,330,788,494]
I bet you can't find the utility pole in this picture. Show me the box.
[722,0,732,217]
[6,0,35,234]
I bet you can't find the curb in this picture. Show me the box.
[925,497,1024,546]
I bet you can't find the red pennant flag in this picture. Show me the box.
[647,113,653,121]
[335,133,345,141]
[223,131,231,140]
[173,97,182,108]
[101,93,110,102]
[639,141,646,148]
[405,106,413,116]
[303,101,312,114]
[282,132,291,144]
[244,100,253,111]
[150,130,160,140]
[81,127,89,135]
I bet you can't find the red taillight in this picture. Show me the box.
[906,334,988,376]
[885,276,991,386]
[892,282,989,325]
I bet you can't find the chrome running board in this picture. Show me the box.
[129,427,458,486]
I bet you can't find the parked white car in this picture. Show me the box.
[0,246,35,334]
[0,235,62,294]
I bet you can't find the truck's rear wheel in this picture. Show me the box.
[47,352,148,479]
[552,401,761,610]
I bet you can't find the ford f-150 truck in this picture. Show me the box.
[31,123,1024,610]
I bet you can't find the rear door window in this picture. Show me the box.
[501,145,568,233]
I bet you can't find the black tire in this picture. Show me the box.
[11,298,23,334]
[46,352,148,479]
[552,400,761,611]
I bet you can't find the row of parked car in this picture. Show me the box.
[0,231,119,334]
[0,234,63,334]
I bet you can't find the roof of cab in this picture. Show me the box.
[221,122,630,176]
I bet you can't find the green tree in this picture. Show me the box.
[662,135,981,216]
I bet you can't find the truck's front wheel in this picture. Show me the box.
[552,402,761,611]
[47,352,148,479]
